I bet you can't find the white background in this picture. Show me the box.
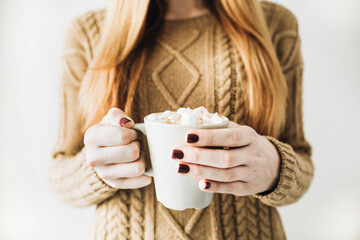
[0,0,359,239]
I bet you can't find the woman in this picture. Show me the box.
[49,0,314,239]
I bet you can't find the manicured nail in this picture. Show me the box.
[172,149,184,159]
[120,118,131,127]
[178,164,190,173]
[187,134,199,143]
[205,182,211,189]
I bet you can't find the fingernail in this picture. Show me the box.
[187,134,199,143]
[178,164,190,173]
[172,149,184,159]
[205,182,211,189]
[120,118,131,127]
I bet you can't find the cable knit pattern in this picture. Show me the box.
[219,194,236,240]
[152,38,201,109]
[256,199,272,240]
[50,2,314,239]
[184,209,206,235]
[129,189,145,240]
[232,47,248,125]
[158,205,192,240]
[236,197,261,239]
[216,26,232,117]
[116,191,131,240]
[93,201,108,239]
[93,191,131,240]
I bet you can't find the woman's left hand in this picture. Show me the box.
[172,121,281,196]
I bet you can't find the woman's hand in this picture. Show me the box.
[84,108,152,189]
[172,121,281,196]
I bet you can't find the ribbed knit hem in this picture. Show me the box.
[253,136,297,206]
[83,155,118,197]
[49,148,118,207]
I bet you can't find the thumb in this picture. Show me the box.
[100,107,134,128]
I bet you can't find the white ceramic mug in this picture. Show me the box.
[133,113,229,210]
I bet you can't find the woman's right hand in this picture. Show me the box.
[84,108,152,189]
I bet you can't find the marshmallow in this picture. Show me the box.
[211,113,224,124]
[162,110,172,117]
[147,113,160,122]
[176,107,186,115]
[180,112,197,125]
[167,112,181,124]
[194,106,208,116]
[202,113,212,124]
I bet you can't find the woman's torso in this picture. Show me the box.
[76,2,292,239]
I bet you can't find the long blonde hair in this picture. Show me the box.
[79,0,287,137]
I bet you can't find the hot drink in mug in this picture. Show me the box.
[133,107,229,210]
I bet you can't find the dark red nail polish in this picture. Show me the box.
[187,134,199,143]
[205,182,211,189]
[172,149,184,159]
[120,118,131,127]
[178,164,190,173]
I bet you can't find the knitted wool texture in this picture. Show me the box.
[49,2,314,239]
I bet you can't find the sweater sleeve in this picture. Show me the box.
[254,4,314,207]
[49,16,117,208]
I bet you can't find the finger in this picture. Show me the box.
[228,121,241,128]
[85,124,137,147]
[95,156,147,179]
[171,146,249,168]
[185,125,256,147]
[105,175,152,189]
[198,179,249,196]
[86,142,141,166]
[175,162,248,182]
[101,107,134,128]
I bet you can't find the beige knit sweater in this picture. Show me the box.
[49,1,314,239]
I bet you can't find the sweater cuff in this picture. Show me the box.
[76,148,118,203]
[253,136,297,205]
[50,147,118,207]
